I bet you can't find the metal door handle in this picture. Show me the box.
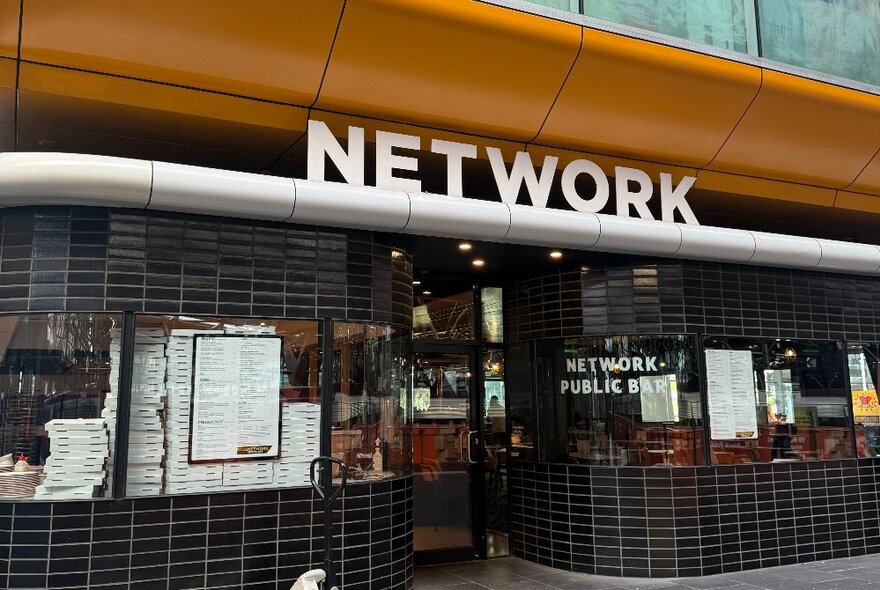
[467,430,479,465]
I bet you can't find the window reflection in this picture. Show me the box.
[705,338,853,463]
[535,335,704,466]
[413,290,475,341]
[848,343,880,458]
[0,313,120,500]
[332,323,411,480]
[758,0,880,87]
[583,0,756,54]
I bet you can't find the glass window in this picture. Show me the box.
[527,0,580,13]
[848,343,880,458]
[332,323,411,480]
[758,0,880,87]
[129,315,320,496]
[481,287,504,345]
[583,0,757,54]
[705,338,853,464]
[535,335,704,466]
[0,313,120,500]
[507,343,536,461]
[413,290,475,341]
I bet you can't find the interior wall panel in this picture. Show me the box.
[20,0,343,105]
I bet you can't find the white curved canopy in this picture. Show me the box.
[1,152,878,275]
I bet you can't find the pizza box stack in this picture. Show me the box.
[222,460,274,490]
[36,419,108,499]
[164,329,224,494]
[275,402,321,487]
[104,328,167,496]
[128,329,167,496]
[223,324,277,336]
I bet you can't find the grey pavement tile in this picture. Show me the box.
[676,580,759,590]
[531,572,625,590]
[415,555,880,590]
[415,568,476,588]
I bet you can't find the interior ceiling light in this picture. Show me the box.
[412,280,421,286]
[550,250,563,259]
[458,242,472,251]
[422,290,432,295]
[472,259,485,267]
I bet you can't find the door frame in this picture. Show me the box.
[412,340,487,564]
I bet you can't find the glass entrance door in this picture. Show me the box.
[412,348,483,562]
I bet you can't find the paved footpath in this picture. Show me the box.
[415,554,880,589]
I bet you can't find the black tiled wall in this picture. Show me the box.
[0,206,414,589]
[0,206,413,326]
[0,477,413,590]
[506,258,880,577]
[510,461,876,578]
[506,258,880,343]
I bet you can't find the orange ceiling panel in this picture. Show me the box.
[20,0,343,105]
[0,0,18,59]
[19,63,308,171]
[696,170,836,208]
[709,70,880,189]
[315,0,581,142]
[835,191,880,214]
[847,150,880,196]
[537,29,760,168]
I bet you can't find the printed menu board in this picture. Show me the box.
[191,335,282,462]
[705,349,758,440]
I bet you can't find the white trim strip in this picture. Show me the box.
[1,152,878,276]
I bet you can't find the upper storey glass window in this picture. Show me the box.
[758,0,880,87]
[583,0,757,54]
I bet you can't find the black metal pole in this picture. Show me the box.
[112,311,136,499]
[320,319,336,587]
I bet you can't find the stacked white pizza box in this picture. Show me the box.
[275,402,321,487]
[36,419,108,499]
[104,328,167,496]
[164,329,225,494]
[220,324,278,490]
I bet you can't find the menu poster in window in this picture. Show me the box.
[705,349,758,440]
[191,335,282,462]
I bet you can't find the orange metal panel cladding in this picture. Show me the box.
[537,28,761,168]
[835,191,880,214]
[0,56,14,87]
[18,63,308,169]
[20,0,343,105]
[696,170,836,208]
[315,0,581,142]
[19,63,308,132]
[709,70,880,189]
[0,0,18,59]
[848,152,880,196]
